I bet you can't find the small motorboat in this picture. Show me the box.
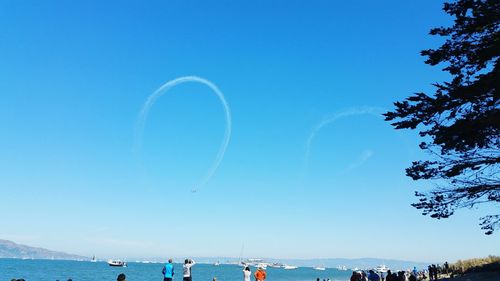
[108,260,127,267]
[375,265,389,273]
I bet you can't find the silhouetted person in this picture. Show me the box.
[432,264,438,280]
[117,273,126,281]
[444,261,449,274]
[385,270,393,281]
[368,270,380,281]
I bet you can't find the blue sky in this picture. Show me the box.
[0,0,498,263]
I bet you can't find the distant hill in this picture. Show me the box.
[0,239,87,260]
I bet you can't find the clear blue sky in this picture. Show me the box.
[0,0,498,263]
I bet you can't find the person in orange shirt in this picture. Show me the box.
[254,267,267,281]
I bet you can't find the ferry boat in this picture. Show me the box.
[314,266,326,271]
[375,265,389,273]
[283,265,298,270]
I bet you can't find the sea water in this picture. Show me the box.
[0,259,353,281]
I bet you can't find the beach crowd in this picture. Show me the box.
[348,262,450,281]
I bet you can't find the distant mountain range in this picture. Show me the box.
[0,239,87,260]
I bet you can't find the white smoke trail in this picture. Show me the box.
[342,149,374,174]
[302,106,386,177]
[134,76,231,193]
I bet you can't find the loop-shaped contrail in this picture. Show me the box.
[302,106,386,177]
[134,76,231,192]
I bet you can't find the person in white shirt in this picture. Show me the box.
[243,266,251,281]
[183,259,196,281]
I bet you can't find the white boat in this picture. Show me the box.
[375,265,389,273]
[314,266,326,271]
[283,265,298,270]
[269,263,283,268]
[108,260,127,267]
[337,265,347,271]
[214,261,220,266]
[256,263,268,269]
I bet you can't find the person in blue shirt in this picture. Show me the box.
[412,266,418,277]
[368,270,380,281]
[162,259,175,281]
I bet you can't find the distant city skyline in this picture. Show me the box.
[0,0,498,263]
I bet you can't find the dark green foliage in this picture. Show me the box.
[384,0,499,234]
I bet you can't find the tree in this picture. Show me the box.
[384,0,499,234]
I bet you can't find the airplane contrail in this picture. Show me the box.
[134,76,231,193]
[302,106,386,177]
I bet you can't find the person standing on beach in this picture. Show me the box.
[367,270,380,281]
[183,259,196,281]
[163,259,175,281]
[243,266,251,281]
[254,266,266,281]
[350,271,360,281]
[385,270,393,281]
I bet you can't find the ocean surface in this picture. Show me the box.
[0,259,353,281]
